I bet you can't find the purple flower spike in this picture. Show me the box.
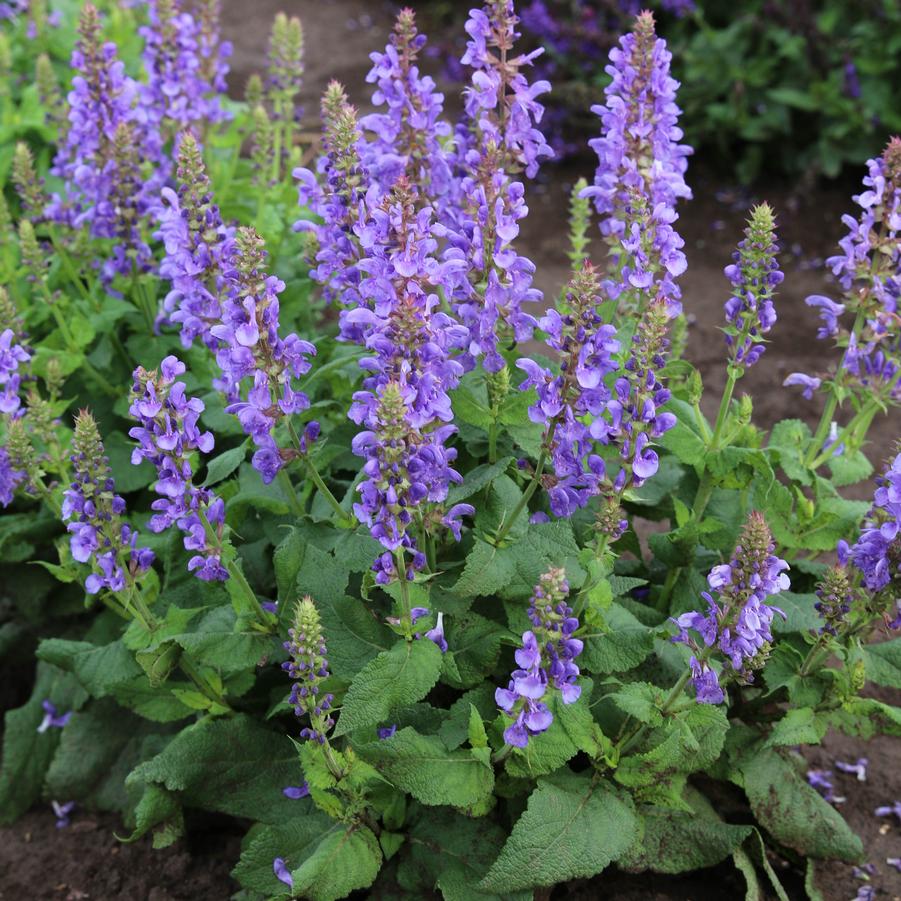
[129,356,227,581]
[0,326,30,419]
[582,11,691,318]
[273,857,293,889]
[496,569,583,749]
[282,783,310,800]
[847,450,901,593]
[37,700,72,733]
[673,513,789,697]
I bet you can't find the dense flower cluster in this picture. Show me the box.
[213,228,317,483]
[139,0,230,133]
[63,410,154,594]
[814,565,856,636]
[785,139,901,400]
[496,569,583,747]
[844,450,901,593]
[673,512,790,703]
[294,82,368,308]
[157,132,235,350]
[722,203,783,368]
[283,596,334,744]
[0,326,29,418]
[0,446,25,508]
[582,11,690,317]
[359,8,452,200]
[48,5,166,280]
[128,356,227,581]
[458,0,552,178]
[347,182,471,581]
[517,263,619,517]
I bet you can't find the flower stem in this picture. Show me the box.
[394,549,413,639]
[616,666,694,758]
[286,419,353,526]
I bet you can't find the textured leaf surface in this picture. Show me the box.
[481,772,637,891]
[291,824,382,901]
[354,727,493,807]
[740,749,862,861]
[334,639,443,737]
[580,604,654,674]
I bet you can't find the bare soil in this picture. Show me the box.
[2,1,899,899]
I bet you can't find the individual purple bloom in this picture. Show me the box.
[807,769,844,804]
[875,801,901,822]
[516,263,620,517]
[888,858,901,873]
[582,11,691,318]
[359,9,452,201]
[261,601,279,614]
[47,5,167,282]
[689,656,724,705]
[783,372,822,399]
[805,295,845,340]
[0,327,30,418]
[0,446,25,508]
[425,612,448,653]
[282,783,310,800]
[496,569,582,748]
[37,700,72,733]
[847,450,901,592]
[377,724,397,740]
[52,800,75,829]
[273,857,293,889]
[854,886,876,901]
[836,757,868,781]
[63,411,154,595]
[283,597,334,745]
[723,203,783,368]
[673,513,789,696]
[139,0,230,134]
[442,503,475,541]
[128,356,227,581]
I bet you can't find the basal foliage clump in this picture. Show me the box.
[1,2,900,899]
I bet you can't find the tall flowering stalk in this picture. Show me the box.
[360,8,452,202]
[496,569,583,748]
[213,228,317,485]
[672,512,790,704]
[63,411,155,596]
[128,356,228,581]
[48,4,166,282]
[582,11,690,317]
[157,132,235,351]
[139,0,230,136]
[295,82,368,310]
[347,181,472,584]
[266,12,303,180]
[516,263,619,518]
[786,139,901,468]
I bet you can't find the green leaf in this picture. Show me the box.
[580,604,653,674]
[447,457,513,505]
[122,784,184,849]
[862,638,901,689]
[317,595,394,681]
[827,449,874,487]
[660,418,707,466]
[765,707,826,748]
[401,810,531,901]
[169,606,274,673]
[291,824,382,901]
[105,431,156,492]
[333,640,443,737]
[610,682,665,726]
[772,593,821,634]
[37,638,143,698]
[618,787,753,873]
[354,727,494,808]
[127,714,302,824]
[768,86,819,110]
[739,749,863,861]
[203,440,249,486]
[767,419,812,485]
[443,612,507,689]
[480,771,637,892]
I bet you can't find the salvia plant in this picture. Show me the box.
[1,3,901,900]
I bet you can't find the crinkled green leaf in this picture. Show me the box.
[334,639,443,737]
[481,771,637,892]
[580,604,653,674]
[290,824,382,901]
[36,638,142,698]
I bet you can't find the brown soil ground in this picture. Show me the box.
[3,2,900,900]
